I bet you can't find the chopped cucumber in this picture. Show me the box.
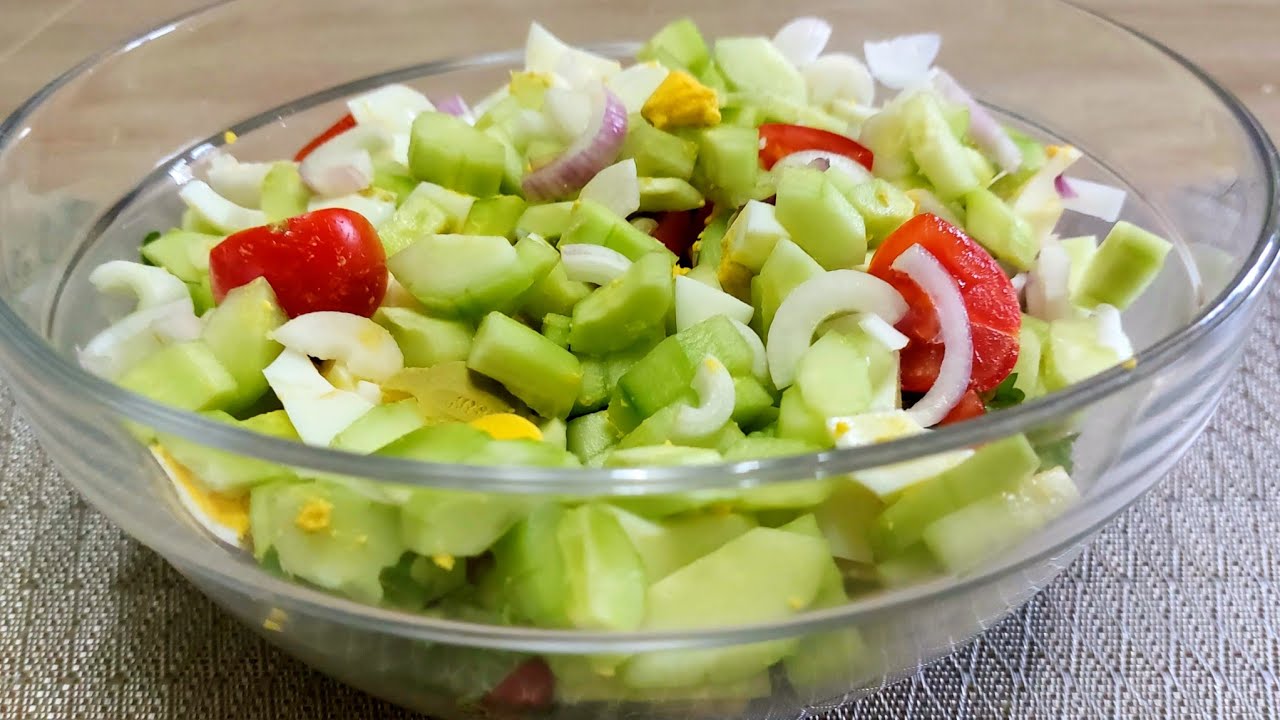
[200,277,286,412]
[469,311,582,419]
[964,188,1037,271]
[621,115,699,181]
[560,199,673,261]
[569,252,675,355]
[408,111,506,196]
[372,307,473,369]
[118,340,238,412]
[774,167,867,270]
[1074,221,1172,310]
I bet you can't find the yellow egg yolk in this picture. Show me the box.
[469,413,543,441]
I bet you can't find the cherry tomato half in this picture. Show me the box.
[758,123,875,171]
[937,389,987,426]
[484,658,555,711]
[650,210,699,261]
[210,208,387,318]
[868,213,1020,393]
[293,113,356,162]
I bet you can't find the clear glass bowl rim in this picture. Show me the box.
[0,0,1275,652]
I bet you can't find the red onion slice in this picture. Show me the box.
[522,86,628,201]
[434,94,474,123]
[891,245,972,427]
[931,69,1022,175]
[1053,175,1078,199]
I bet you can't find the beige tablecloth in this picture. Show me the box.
[1,1,1278,718]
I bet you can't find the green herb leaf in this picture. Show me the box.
[985,373,1025,410]
[1033,433,1078,474]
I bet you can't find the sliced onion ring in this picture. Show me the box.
[299,125,389,197]
[892,246,972,427]
[767,269,909,389]
[930,69,1022,175]
[675,356,736,439]
[775,150,873,184]
[522,86,628,201]
[729,318,768,380]
[434,94,474,122]
[560,244,632,285]
[1053,175,1078,199]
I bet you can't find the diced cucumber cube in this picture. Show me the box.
[621,116,699,181]
[905,93,980,201]
[637,177,704,212]
[378,190,450,257]
[1060,235,1099,297]
[1073,221,1172,310]
[518,261,592,320]
[118,340,238,412]
[490,504,570,627]
[558,504,646,631]
[606,506,756,582]
[371,158,418,205]
[540,312,572,349]
[388,234,548,318]
[569,252,675,355]
[620,526,829,689]
[372,307,473,369]
[159,410,297,494]
[330,398,426,454]
[260,162,310,221]
[462,195,527,239]
[468,312,582,419]
[872,434,1040,556]
[516,201,575,240]
[713,37,805,104]
[774,167,866,270]
[637,18,710,73]
[964,188,1037,271]
[567,410,624,463]
[250,480,405,604]
[1042,316,1125,391]
[141,230,221,284]
[756,238,824,335]
[408,111,506,196]
[693,125,760,209]
[834,178,915,247]
[560,199,673,261]
[731,376,776,431]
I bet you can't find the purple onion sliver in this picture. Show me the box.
[522,86,628,201]
[1054,174,1078,199]
[807,157,832,171]
[435,94,471,118]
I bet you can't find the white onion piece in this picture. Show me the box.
[767,270,909,389]
[857,313,910,351]
[179,180,267,233]
[776,150,873,185]
[1010,272,1028,294]
[1093,304,1134,359]
[930,69,1022,175]
[560,244,632,285]
[1060,177,1127,222]
[271,311,404,383]
[674,356,736,439]
[78,298,200,379]
[863,33,941,90]
[1012,145,1083,216]
[522,86,628,201]
[729,319,768,380]
[605,63,670,113]
[525,22,621,82]
[348,84,433,134]
[674,275,755,332]
[579,158,640,218]
[803,53,876,107]
[892,246,972,427]
[90,261,189,312]
[471,86,510,120]
[1026,244,1072,322]
[299,125,390,197]
[772,17,832,68]
[544,87,593,141]
[354,380,384,405]
[205,153,275,208]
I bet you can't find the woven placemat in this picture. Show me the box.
[2,283,1277,719]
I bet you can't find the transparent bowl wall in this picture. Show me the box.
[0,0,1275,717]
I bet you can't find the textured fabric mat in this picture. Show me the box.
[1,283,1277,719]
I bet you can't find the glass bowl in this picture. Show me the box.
[0,0,1275,717]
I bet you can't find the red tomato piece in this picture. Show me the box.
[209,208,387,318]
[650,210,698,261]
[483,658,555,711]
[937,389,987,426]
[293,113,356,162]
[868,214,1020,393]
[758,123,875,171]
